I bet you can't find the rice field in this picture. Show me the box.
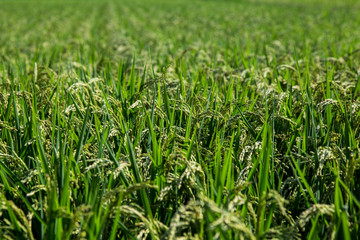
[1,0,360,239]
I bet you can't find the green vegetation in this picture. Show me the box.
[1,0,360,239]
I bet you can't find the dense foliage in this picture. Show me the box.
[0,0,360,239]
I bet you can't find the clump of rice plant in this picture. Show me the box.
[0,0,359,239]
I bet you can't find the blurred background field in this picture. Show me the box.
[1,0,359,68]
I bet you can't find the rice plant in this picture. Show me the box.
[0,0,360,239]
